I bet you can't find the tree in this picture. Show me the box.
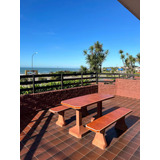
[111,67,118,73]
[119,50,137,74]
[83,41,109,73]
[136,53,140,64]
[127,55,136,74]
[80,65,87,73]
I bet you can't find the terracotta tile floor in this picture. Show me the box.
[20,96,140,160]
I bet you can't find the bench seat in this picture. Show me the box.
[86,107,132,149]
[49,105,70,127]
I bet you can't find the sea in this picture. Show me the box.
[20,67,80,75]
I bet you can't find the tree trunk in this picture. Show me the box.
[99,65,101,73]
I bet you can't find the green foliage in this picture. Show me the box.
[111,67,118,73]
[119,50,139,74]
[79,65,88,73]
[136,53,140,64]
[20,79,91,95]
[20,85,33,94]
[20,71,95,95]
[20,78,28,82]
[83,41,109,73]
[38,77,47,81]
[50,76,61,80]
[50,71,81,80]
[50,71,81,74]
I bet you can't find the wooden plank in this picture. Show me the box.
[63,82,82,86]
[35,79,61,84]
[86,107,132,132]
[20,88,33,91]
[63,77,96,81]
[20,75,33,78]
[49,106,70,113]
[98,77,116,79]
[20,81,33,85]
[33,74,35,93]
[61,93,114,109]
[83,81,96,83]
[34,74,61,77]
[35,85,61,90]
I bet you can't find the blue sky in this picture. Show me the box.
[20,0,140,68]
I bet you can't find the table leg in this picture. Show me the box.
[97,101,102,117]
[82,106,89,117]
[91,101,102,122]
[69,109,89,138]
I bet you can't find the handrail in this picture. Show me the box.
[20,72,140,94]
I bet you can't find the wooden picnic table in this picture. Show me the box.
[61,93,114,138]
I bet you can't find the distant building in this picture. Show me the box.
[103,67,125,73]
[118,68,123,71]
[134,66,140,73]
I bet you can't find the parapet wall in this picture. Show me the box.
[115,79,140,99]
[98,79,140,99]
[98,82,116,95]
[20,85,98,115]
[21,78,140,115]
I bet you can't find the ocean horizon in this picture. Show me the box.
[20,67,80,74]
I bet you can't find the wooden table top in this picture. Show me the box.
[61,93,114,109]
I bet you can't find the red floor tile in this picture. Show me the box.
[20,96,140,160]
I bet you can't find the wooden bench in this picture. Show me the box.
[49,105,70,127]
[86,107,132,150]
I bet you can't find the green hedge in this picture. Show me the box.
[20,79,91,95]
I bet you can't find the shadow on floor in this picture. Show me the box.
[102,106,120,115]
[65,106,120,125]
[105,115,140,146]
[21,110,49,150]
[23,112,53,160]
[20,112,38,133]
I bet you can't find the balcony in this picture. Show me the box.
[20,78,140,160]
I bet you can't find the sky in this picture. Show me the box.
[20,0,140,68]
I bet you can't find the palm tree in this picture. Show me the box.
[136,53,140,64]
[98,50,109,73]
[83,41,109,73]
[119,50,137,74]
[128,55,136,74]
[119,50,126,72]
[111,67,117,73]
[80,65,87,73]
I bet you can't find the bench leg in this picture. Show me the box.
[92,130,107,150]
[56,111,66,127]
[115,117,128,131]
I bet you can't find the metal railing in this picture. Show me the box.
[20,73,140,94]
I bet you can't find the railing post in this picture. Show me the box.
[32,74,35,93]
[61,73,63,89]
[96,72,98,84]
[81,73,83,86]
